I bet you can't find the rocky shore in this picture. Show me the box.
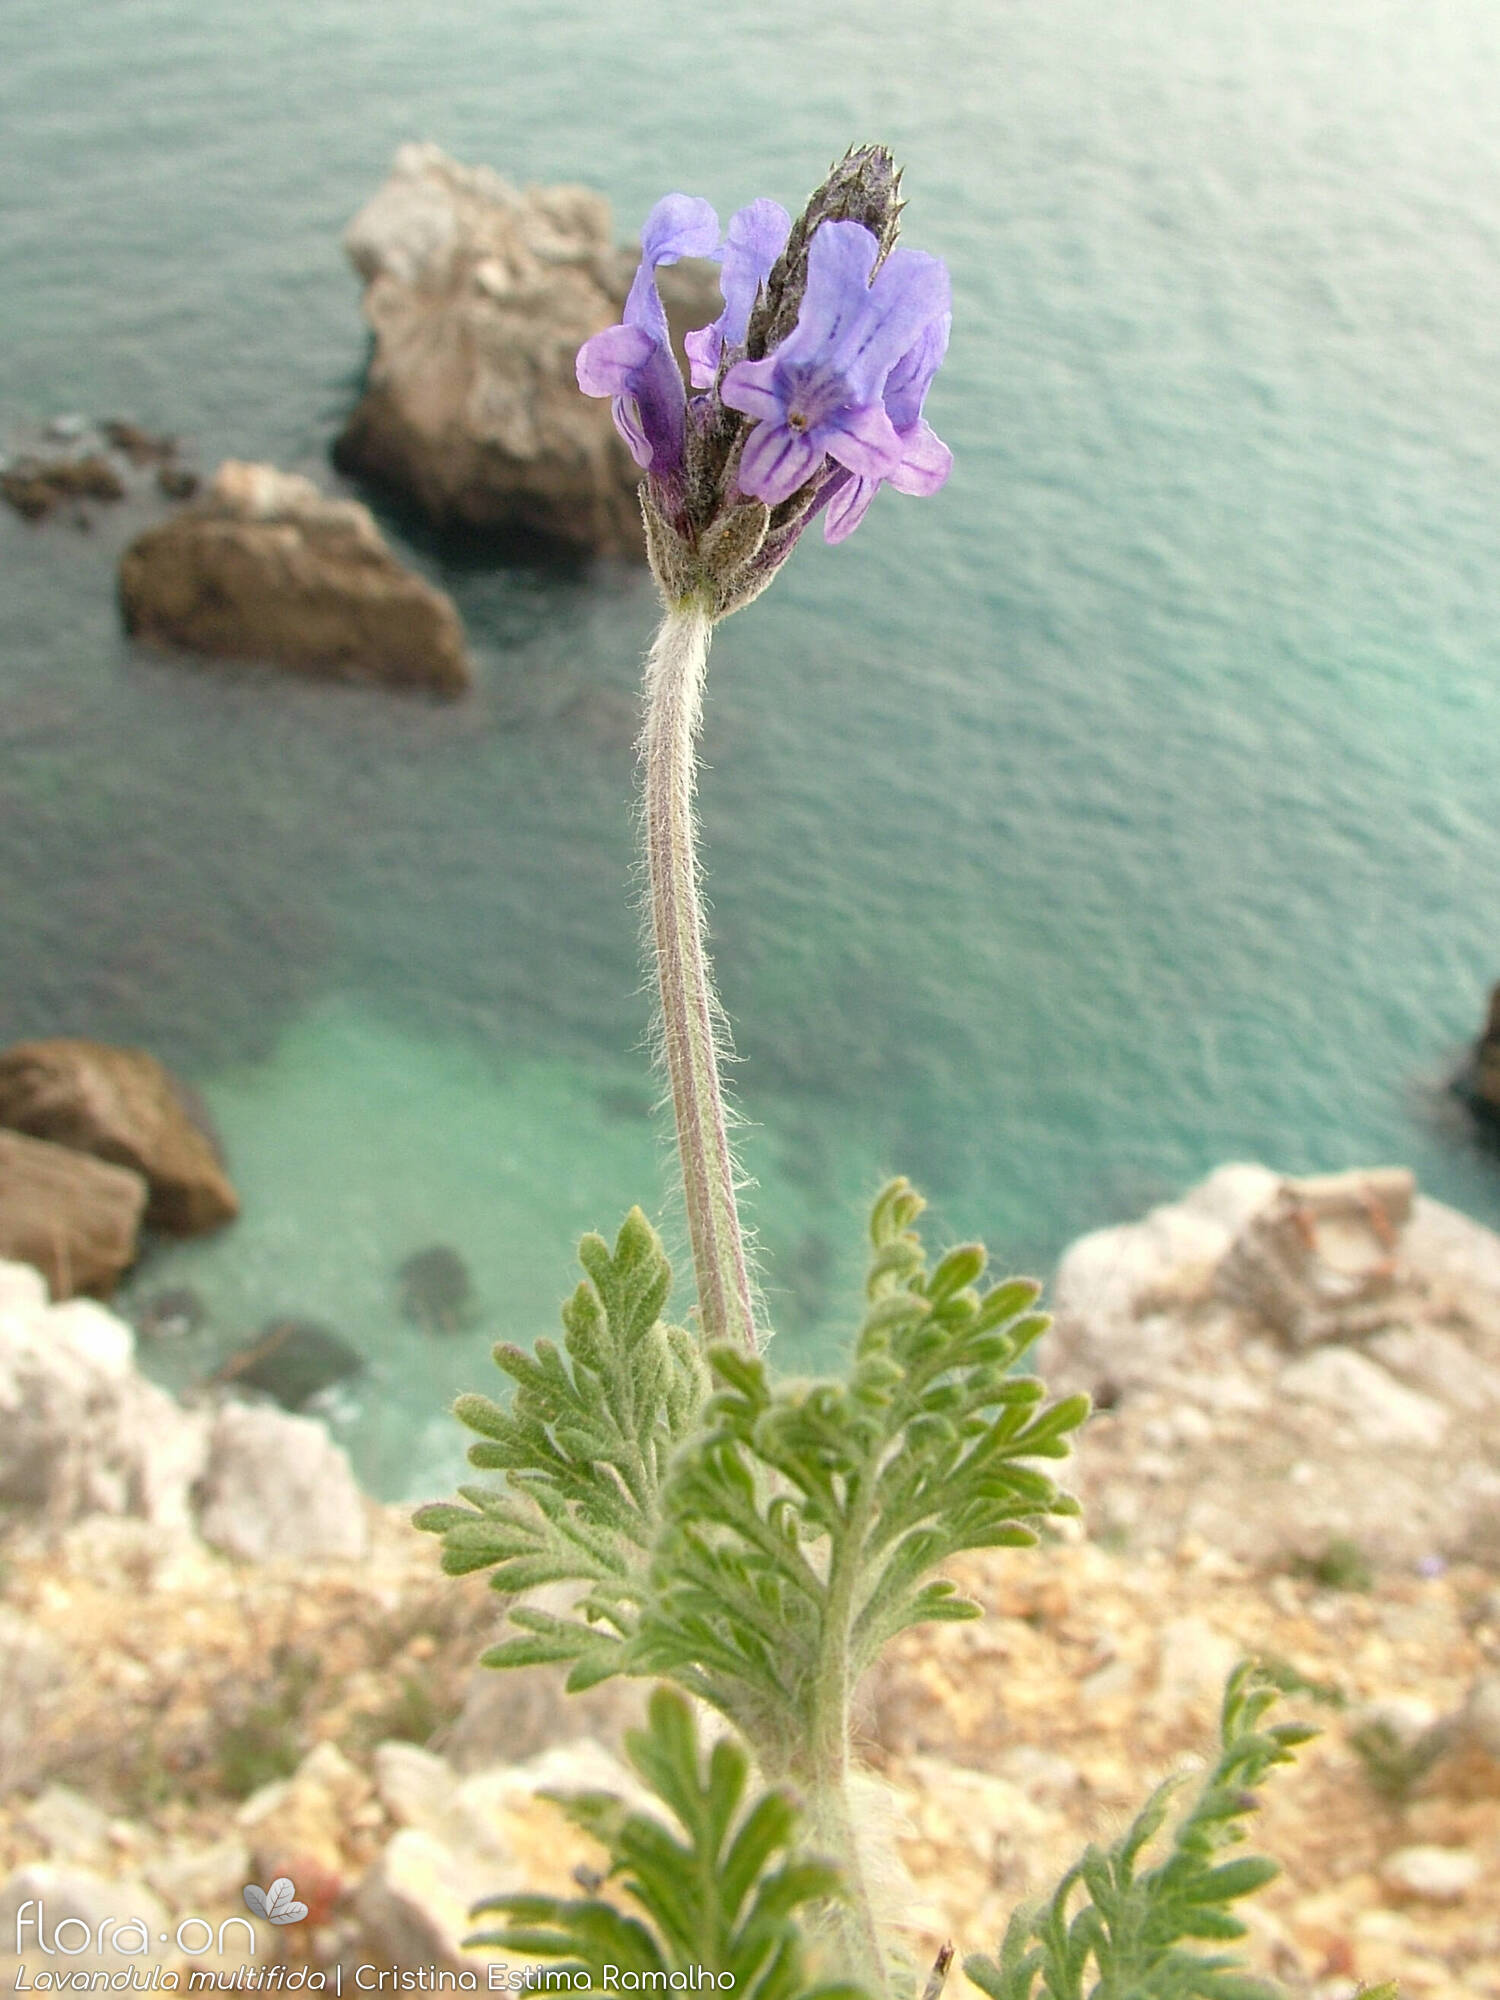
[0,1163,1497,1996]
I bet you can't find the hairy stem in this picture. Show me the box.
[772,1479,890,1995]
[641,600,758,1353]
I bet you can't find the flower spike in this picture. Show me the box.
[577,146,952,617]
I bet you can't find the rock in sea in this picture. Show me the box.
[333,143,719,555]
[1458,981,1500,1129]
[0,1036,238,1235]
[117,459,472,696]
[0,1128,147,1297]
[395,1243,476,1333]
[211,1317,365,1411]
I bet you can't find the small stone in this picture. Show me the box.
[18,1786,115,1865]
[1378,1843,1480,1904]
[354,1829,511,1972]
[196,1401,368,1561]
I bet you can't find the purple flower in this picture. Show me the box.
[822,308,953,543]
[574,149,952,616]
[576,194,719,476]
[720,222,950,508]
[684,199,791,388]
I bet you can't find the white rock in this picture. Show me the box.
[0,1865,170,1968]
[1378,1844,1480,1903]
[1279,1347,1450,1449]
[0,1273,208,1527]
[1153,1615,1241,1728]
[18,1786,116,1866]
[374,1741,458,1832]
[196,1401,368,1561]
[0,1263,48,1313]
[1367,1323,1500,1412]
[354,1829,513,1972]
[145,1838,253,1915]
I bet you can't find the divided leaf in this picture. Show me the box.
[413,1209,707,1682]
[628,1180,1088,1757]
[468,1686,868,2000]
[965,1665,1318,2000]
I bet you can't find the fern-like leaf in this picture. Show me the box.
[413,1210,707,1680]
[468,1686,869,2000]
[626,1180,1088,1761]
[964,1665,1318,2000]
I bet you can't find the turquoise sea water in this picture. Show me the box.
[2,1,1497,1497]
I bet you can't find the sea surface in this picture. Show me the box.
[2,1,1497,1498]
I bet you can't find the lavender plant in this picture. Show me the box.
[419,150,1325,2000]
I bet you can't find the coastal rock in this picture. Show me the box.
[1378,1844,1481,1905]
[238,1741,370,1880]
[0,1038,238,1235]
[334,143,719,554]
[1462,982,1500,1125]
[353,1828,510,1973]
[1044,1164,1500,1566]
[1214,1167,1414,1347]
[118,460,472,696]
[0,1867,169,1971]
[0,1126,147,1296]
[395,1243,476,1333]
[196,1400,369,1562]
[0,452,124,520]
[211,1317,365,1410]
[0,1267,209,1528]
[0,1608,68,1795]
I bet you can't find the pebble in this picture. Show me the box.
[1379,1843,1482,1904]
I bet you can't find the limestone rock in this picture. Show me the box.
[443,1653,648,1773]
[118,460,471,696]
[354,1828,512,1973]
[1378,1843,1481,1904]
[1041,1165,1500,1566]
[0,1609,68,1794]
[334,144,719,555]
[0,1865,169,1969]
[0,1127,147,1296]
[196,1400,369,1562]
[0,1271,209,1528]
[18,1786,119,1866]
[0,1038,237,1235]
[239,1741,370,1879]
[1214,1167,1415,1347]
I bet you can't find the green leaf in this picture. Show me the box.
[470,1687,869,1998]
[966,1668,1320,1999]
[414,1209,707,1679]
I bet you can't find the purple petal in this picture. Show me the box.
[719,356,787,424]
[641,193,720,268]
[776,221,881,367]
[738,421,822,505]
[881,313,951,431]
[687,200,791,388]
[822,475,879,545]
[717,199,792,347]
[887,419,953,496]
[621,339,690,472]
[576,321,655,398]
[819,399,903,480]
[684,323,722,389]
[625,193,720,346]
[844,247,952,401]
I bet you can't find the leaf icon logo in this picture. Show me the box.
[243,1878,309,1925]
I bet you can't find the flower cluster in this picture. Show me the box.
[577,147,952,618]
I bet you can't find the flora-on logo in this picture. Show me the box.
[241,1881,307,1926]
